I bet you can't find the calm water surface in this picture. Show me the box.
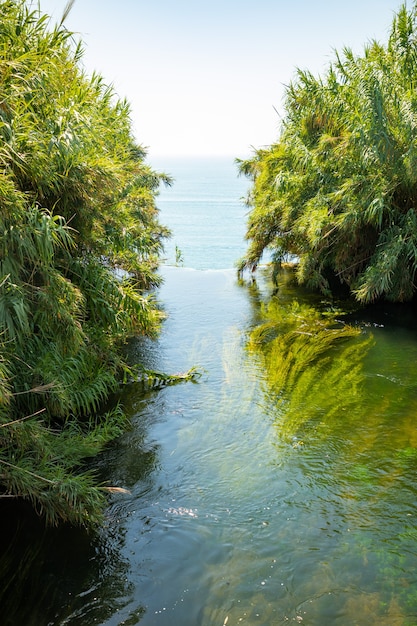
[153,156,250,270]
[2,159,417,625]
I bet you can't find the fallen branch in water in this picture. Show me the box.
[128,366,202,391]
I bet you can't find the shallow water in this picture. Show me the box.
[3,265,417,625]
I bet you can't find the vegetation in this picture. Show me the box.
[246,273,374,440]
[0,0,172,526]
[238,2,417,304]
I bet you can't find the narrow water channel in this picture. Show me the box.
[3,264,417,625]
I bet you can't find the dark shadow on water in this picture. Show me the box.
[0,500,125,625]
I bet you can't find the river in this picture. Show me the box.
[2,159,417,625]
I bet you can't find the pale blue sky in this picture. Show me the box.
[38,0,406,159]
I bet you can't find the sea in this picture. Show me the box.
[152,156,250,270]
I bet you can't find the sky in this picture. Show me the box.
[37,0,408,159]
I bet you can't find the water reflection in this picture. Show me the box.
[247,297,373,439]
[2,266,417,625]
[243,268,417,625]
[0,503,136,625]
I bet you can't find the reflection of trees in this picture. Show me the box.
[0,504,136,625]
[247,295,374,440]
[245,281,417,623]
[0,499,150,626]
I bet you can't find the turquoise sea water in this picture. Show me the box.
[153,156,250,270]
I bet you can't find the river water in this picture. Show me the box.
[2,159,417,625]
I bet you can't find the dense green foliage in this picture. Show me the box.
[0,1,171,525]
[238,3,417,303]
[246,269,373,439]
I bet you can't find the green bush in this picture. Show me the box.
[239,2,417,304]
[0,0,170,526]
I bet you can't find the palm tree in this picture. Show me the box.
[238,2,417,304]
